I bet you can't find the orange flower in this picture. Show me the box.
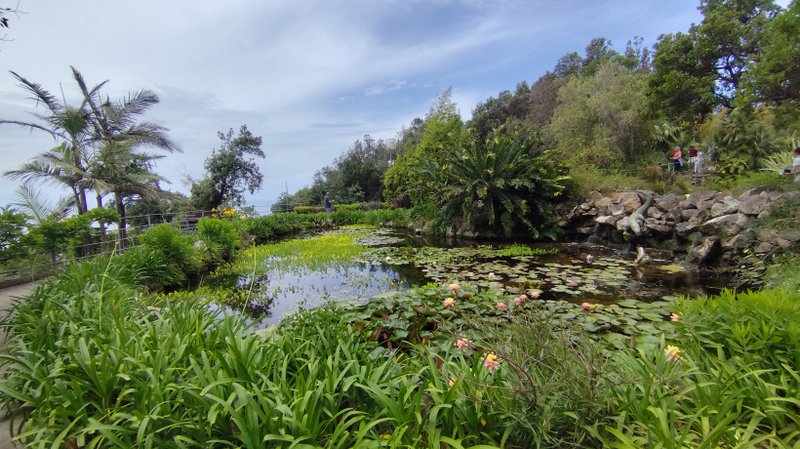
[443,297,456,308]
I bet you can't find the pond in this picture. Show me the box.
[209,228,726,330]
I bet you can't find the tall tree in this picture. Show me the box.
[190,125,264,210]
[650,0,780,122]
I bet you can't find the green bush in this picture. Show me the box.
[293,205,322,214]
[195,217,241,264]
[597,289,800,447]
[138,223,198,286]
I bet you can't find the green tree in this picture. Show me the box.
[190,125,265,211]
[546,62,652,166]
[0,206,29,263]
[742,1,800,119]
[649,0,780,122]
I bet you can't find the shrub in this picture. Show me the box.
[195,217,241,264]
[138,223,198,286]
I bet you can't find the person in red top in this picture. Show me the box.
[670,147,683,172]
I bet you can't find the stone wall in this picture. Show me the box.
[561,188,800,267]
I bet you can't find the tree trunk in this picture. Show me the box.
[97,194,107,253]
[115,192,127,250]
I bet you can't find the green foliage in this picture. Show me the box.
[705,169,791,193]
[597,289,800,447]
[436,129,569,238]
[757,190,800,230]
[190,125,264,210]
[546,61,653,166]
[244,209,411,244]
[195,217,241,264]
[764,254,800,292]
[137,223,198,285]
[0,206,30,262]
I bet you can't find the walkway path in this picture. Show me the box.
[0,281,39,449]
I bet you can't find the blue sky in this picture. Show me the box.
[0,1,712,211]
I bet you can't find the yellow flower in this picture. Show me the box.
[480,417,487,426]
[483,353,499,371]
[443,297,456,308]
[665,345,681,362]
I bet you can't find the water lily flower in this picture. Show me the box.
[581,302,591,312]
[514,295,525,305]
[448,283,461,294]
[443,297,456,308]
[544,277,552,283]
[496,302,507,311]
[566,280,578,288]
[456,338,470,349]
[529,291,541,299]
[665,345,681,362]
[670,313,681,322]
[483,353,500,371]
[586,254,595,264]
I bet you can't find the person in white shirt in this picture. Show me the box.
[785,148,800,182]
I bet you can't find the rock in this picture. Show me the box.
[710,196,741,217]
[595,215,619,226]
[688,237,721,266]
[738,194,767,215]
[595,197,613,211]
[680,190,717,209]
[756,228,779,242]
[681,209,699,220]
[618,192,642,213]
[702,213,749,235]
[722,230,756,249]
[615,216,631,233]
[779,229,800,242]
[655,193,682,213]
[644,218,673,235]
[754,241,775,254]
[608,204,625,216]
[649,208,665,220]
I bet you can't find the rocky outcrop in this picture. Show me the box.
[561,187,799,267]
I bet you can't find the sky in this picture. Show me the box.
[0,0,712,212]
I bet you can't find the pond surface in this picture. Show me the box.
[215,229,725,328]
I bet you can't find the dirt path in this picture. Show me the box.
[0,281,39,449]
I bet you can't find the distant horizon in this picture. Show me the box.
[0,1,738,210]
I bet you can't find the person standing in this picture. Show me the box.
[785,148,800,182]
[694,150,704,174]
[323,192,334,213]
[670,147,683,172]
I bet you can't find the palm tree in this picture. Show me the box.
[84,89,180,248]
[1,68,108,215]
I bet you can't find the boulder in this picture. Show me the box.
[655,193,682,213]
[687,237,721,266]
[608,203,626,216]
[595,215,620,226]
[738,194,767,215]
[779,229,800,242]
[721,230,756,249]
[681,208,699,220]
[710,196,741,218]
[595,197,613,211]
[644,218,673,235]
[702,213,749,235]
[618,192,643,213]
[754,241,776,254]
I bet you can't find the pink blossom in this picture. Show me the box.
[529,291,541,299]
[514,295,525,305]
[581,302,591,312]
[456,338,470,350]
[586,254,595,264]
[566,280,578,288]
[496,302,507,311]
[448,283,461,294]
[443,297,455,308]
[483,353,500,371]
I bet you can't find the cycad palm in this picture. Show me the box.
[438,131,568,238]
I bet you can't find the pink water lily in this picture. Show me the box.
[529,291,541,299]
[496,302,507,311]
[443,297,455,308]
[514,295,525,305]
[581,302,591,312]
[448,283,461,294]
